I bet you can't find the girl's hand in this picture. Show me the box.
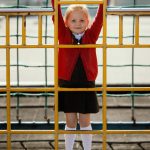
[107,0,110,5]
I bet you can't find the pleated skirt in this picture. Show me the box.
[58,57,99,114]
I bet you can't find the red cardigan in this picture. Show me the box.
[52,0,103,81]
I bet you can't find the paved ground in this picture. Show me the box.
[0,96,150,149]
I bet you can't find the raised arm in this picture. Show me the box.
[51,0,66,40]
[88,4,103,42]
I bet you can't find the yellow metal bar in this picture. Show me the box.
[0,44,103,48]
[0,88,7,92]
[107,44,150,48]
[135,15,139,45]
[102,0,107,149]
[6,47,11,150]
[7,133,11,150]
[9,129,150,135]
[11,130,55,134]
[59,44,103,48]
[119,15,123,45]
[10,129,103,134]
[6,14,11,150]
[8,129,150,135]
[107,87,150,92]
[58,87,102,91]
[6,15,10,45]
[0,130,7,134]
[1,87,150,93]
[54,0,59,149]
[0,12,54,16]
[38,15,43,45]
[107,130,150,134]
[0,45,54,48]
[22,15,26,45]
[10,87,55,92]
[59,130,103,134]
[1,43,150,49]
[59,0,103,4]
[107,11,150,16]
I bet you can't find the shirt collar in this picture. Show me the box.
[72,32,85,41]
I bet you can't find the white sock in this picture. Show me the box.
[80,125,92,150]
[64,125,76,150]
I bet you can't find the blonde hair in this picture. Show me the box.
[64,4,91,24]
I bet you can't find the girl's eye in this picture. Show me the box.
[71,20,76,23]
[80,20,84,22]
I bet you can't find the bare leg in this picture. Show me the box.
[79,113,92,150]
[79,113,90,127]
[66,113,78,128]
[65,113,78,150]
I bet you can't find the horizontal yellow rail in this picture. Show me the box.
[107,87,150,92]
[58,87,102,91]
[107,130,150,134]
[107,11,150,16]
[107,44,150,48]
[0,45,54,48]
[1,44,150,49]
[0,12,54,16]
[2,129,150,135]
[10,87,55,92]
[0,130,7,134]
[59,0,103,4]
[1,87,150,93]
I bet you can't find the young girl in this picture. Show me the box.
[51,0,103,149]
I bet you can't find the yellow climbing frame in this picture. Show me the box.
[0,0,150,150]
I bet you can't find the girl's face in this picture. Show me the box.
[65,9,89,34]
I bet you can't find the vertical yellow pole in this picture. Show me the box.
[6,15,10,46]
[6,15,11,150]
[135,15,139,45]
[102,0,107,149]
[22,15,26,45]
[38,15,43,45]
[119,15,123,45]
[54,0,59,149]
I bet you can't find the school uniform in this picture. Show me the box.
[59,35,99,113]
[51,0,103,113]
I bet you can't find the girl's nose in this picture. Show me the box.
[76,21,81,26]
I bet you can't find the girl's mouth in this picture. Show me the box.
[75,27,81,29]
